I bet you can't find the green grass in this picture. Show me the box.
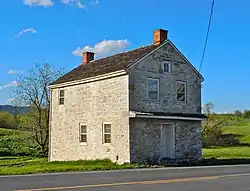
[203,147,250,159]
[222,119,250,144]
[0,128,39,156]
[204,119,250,159]
[0,157,136,175]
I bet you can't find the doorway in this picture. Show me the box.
[161,124,175,158]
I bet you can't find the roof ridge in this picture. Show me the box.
[90,44,154,63]
[50,43,158,86]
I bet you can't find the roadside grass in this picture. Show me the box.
[0,157,136,175]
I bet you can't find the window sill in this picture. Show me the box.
[163,72,171,74]
[103,143,112,146]
[147,99,160,104]
[176,101,187,105]
[80,143,87,146]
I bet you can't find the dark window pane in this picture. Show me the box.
[164,63,170,73]
[148,79,159,100]
[59,98,64,105]
[104,134,111,143]
[104,124,111,133]
[177,93,185,102]
[81,126,87,133]
[80,134,87,143]
[60,90,64,97]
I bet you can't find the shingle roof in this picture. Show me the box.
[51,44,158,85]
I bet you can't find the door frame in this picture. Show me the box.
[160,123,175,158]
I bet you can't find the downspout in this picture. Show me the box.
[48,89,52,162]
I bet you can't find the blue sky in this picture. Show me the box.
[0,0,249,113]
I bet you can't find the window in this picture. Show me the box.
[177,81,187,102]
[147,78,159,101]
[162,61,171,73]
[59,89,64,105]
[79,124,87,143]
[103,123,111,144]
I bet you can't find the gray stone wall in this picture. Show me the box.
[130,118,202,163]
[128,42,202,114]
[50,74,130,164]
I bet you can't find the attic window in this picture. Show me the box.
[162,61,171,73]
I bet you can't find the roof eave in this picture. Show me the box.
[49,70,127,89]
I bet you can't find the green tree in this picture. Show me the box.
[242,110,250,118]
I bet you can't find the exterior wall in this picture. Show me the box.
[50,74,130,164]
[129,42,202,114]
[130,118,202,163]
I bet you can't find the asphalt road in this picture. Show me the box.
[1,165,250,191]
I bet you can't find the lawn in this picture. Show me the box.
[0,156,136,175]
[223,120,250,144]
[204,119,250,159]
[203,147,250,159]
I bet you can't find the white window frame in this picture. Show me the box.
[176,81,187,103]
[102,122,111,145]
[147,78,160,102]
[162,61,171,73]
[59,89,65,105]
[79,124,87,145]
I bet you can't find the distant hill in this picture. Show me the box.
[0,105,30,114]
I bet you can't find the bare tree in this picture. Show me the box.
[202,102,227,147]
[13,63,64,155]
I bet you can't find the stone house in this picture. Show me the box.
[49,29,207,164]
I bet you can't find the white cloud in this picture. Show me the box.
[0,81,19,91]
[8,70,24,75]
[23,0,54,7]
[60,0,86,9]
[15,28,36,38]
[72,39,130,58]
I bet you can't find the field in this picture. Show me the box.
[0,128,37,156]
[203,119,250,159]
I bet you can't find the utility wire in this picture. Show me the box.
[199,0,215,72]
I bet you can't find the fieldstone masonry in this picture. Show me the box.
[129,42,202,114]
[50,41,203,164]
[50,75,130,164]
[130,118,202,163]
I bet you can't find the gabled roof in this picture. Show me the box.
[50,44,158,85]
[51,40,203,86]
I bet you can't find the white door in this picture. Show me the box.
[161,124,175,158]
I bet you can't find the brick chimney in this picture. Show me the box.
[82,52,95,64]
[153,29,168,45]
